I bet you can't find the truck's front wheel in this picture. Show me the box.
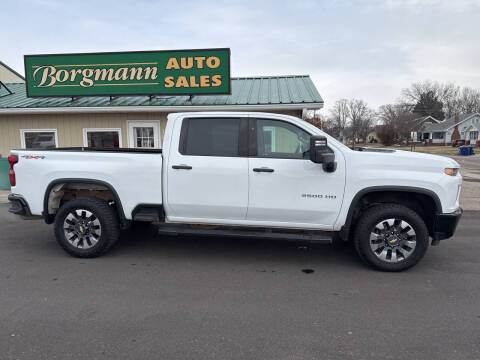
[54,197,120,258]
[354,204,429,271]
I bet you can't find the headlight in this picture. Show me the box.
[444,168,459,176]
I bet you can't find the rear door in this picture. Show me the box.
[166,116,249,222]
[247,118,345,228]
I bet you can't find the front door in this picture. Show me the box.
[247,118,345,228]
[166,116,249,222]
[127,120,161,148]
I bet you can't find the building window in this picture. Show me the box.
[83,128,122,148]
[127,120,160,149]
[432,132,445,140]
[470,131,479,141]
[134,127,155,148]
[20,129,58,149]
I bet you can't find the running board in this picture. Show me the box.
[132,205,164,222]
[157,224,333,243]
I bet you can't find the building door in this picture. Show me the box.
[469,131,478,143]
[127,120,161,148]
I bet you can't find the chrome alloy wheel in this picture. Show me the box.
[63,209,102,249]
[369,218,417,263]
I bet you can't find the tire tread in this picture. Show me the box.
[54,197,120,258]
[353,203,429,272]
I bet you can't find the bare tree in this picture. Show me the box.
[402,80,480,119]
[304,109,326,129]
[378,103,416,143]
[329,99,349,142]
[376,123,396,146]
[347,99,374,147]
[402,80,442,105]
[458,87,480,114]
[439,83,460,118]
[358,112,376,144]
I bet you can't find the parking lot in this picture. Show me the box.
[453,154,480,210]
[1,202,479,360]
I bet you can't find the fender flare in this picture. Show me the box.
[42,178,127,227]
[339,185,442,240]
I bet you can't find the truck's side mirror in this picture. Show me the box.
[309,136,337,173]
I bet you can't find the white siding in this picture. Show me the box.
[0,63,24,83]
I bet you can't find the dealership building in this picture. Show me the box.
[0,57,323,189]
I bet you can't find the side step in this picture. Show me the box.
[157,224,333,244]
[132,205,164,222]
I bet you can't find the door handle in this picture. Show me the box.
[172,164,192,170]
[253,167,274,173]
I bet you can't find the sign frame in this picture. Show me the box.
[24,48,231,98]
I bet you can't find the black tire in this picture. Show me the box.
[54,197,120,258]
[353,204,429,272]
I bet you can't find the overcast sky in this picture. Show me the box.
[1,0,480,110]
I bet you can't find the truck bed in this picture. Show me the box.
[10,147,163,219]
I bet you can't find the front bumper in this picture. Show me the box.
[8,194,32,216]
[432,207,463,244]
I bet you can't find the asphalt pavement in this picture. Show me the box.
[451,154,480,210]
[1,204,479,360]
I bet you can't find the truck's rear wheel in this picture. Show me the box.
[54,197,119,258]
[353,204,429,271]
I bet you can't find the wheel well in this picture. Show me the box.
[43,180,126,226]
[344,190,439,240]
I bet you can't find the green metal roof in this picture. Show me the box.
[0,84,11,97]
[0,75,323,110]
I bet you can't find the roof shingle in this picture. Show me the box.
[423,113,478,132]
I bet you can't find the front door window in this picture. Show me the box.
[256,119,310,159]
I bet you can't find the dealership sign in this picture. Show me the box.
[24,48,231,97]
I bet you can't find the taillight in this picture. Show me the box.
[8,155,18,186]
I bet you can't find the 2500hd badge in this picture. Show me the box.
[302,194,337,199]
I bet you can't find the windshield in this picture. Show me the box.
[297,118,351,152]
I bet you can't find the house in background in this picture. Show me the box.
[410,115,441,142]
[422,113,480,146]
[367,129,378,143]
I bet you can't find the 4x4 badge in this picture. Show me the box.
[21,155,45,159]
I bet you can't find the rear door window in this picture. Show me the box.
[180,118,242,157]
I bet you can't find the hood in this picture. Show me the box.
[391,150,459,167]
[350,148,459,170]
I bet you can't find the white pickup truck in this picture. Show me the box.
[8,112,462,271]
